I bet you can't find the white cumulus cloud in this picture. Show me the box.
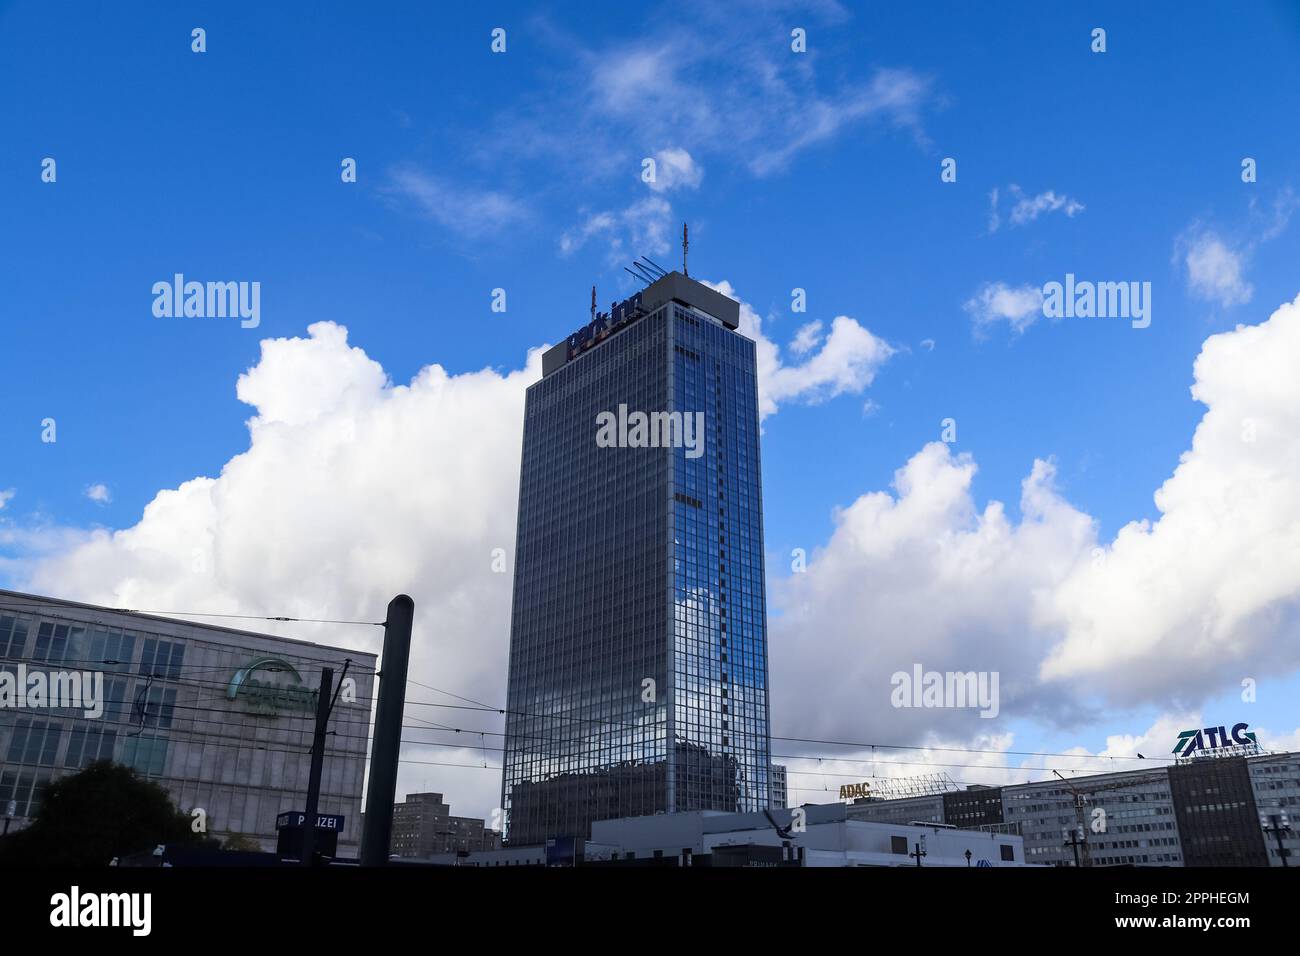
[1008,187,1085,226]
[382,166,528,239]
[774,290,1300,748]
[706,281,894,419]
[790,320,824,356]
[560,196,674,263]
[644,147,703,193]
[1177,229,1253,306]
[1038,291,1300,700]
[84,484,111,504]
[21,321,539,820]
[11,281,896,817]
[963,281,1045,335]
[15,290,1300,811]
[987,185,1084,233]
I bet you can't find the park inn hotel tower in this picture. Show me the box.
[502,268,772,845]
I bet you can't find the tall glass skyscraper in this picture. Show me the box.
[502,272,771,846]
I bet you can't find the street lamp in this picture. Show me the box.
[910,834,927,868]
[964,848,972,867]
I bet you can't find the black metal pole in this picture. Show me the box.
[1265,818,1290,867]
[1064,832,1083,868]
[360,595,414,866]
[301,666,334,867]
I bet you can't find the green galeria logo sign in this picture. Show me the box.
[227,657,318,717]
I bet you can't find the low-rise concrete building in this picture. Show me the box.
[426,804,1027,867]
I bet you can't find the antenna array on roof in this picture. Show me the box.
[622,256,667,288]
[867,772,960,801]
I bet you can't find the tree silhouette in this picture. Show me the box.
[0,761,211,867]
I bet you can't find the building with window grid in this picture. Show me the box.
[845,751,1300,866]
[0,589,375,853]
[501,272,771,845]
[389,791,503,859]
[770,763,788,809]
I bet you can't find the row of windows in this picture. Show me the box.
[0,616,187,683]
[3,716,171,777]
[0,616,29,660]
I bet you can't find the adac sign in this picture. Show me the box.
[565,292,644,362]
[1173,722,1257,758]
[227,657,318,717]
[838,782,871,800]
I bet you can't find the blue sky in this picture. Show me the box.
[3,1,1300,810]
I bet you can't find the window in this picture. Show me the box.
[0,769,51,817]
[891,835,908,855]
[33,622,82,664]
[102,677,131,723]
[5,717,63,765]
[132,685,177,729]
[138,638,186,679]
[1000,844,1015,861]
[64,726,118,768]
[0,616,30,659]
[121,734,168,776]
[88,629,137,672]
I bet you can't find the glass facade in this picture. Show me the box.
[1169,757,1269,866]
[502,288,771,845]
[0,595,374,851]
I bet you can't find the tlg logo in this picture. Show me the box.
[1173,722,1256,757]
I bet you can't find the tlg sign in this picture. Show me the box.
[1173,722,1257,758]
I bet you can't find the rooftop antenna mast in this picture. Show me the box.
[591,285,596,321]
[640,256,669,278]
[682,222,689,277]
[635,257,666,280]
[624,257,662,288]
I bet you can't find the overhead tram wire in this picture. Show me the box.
[0,656,379,703]
[0,653,375,680]
[394,695,1177,766]
[0,604,383,672]
[0,601,385,629]
[27,700,1167,791]
[11,604,1156,764]
[106,702,1129,783]
[2,621,1183,774]
[6,657,1180,773]
[1,605,1188,767]
[88,684,1129,785]
[95,678,1157,783]
[111,609,386,627]
[404,676,496,710]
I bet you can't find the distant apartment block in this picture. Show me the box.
[770,763,788,809]
[389,791,502,859]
